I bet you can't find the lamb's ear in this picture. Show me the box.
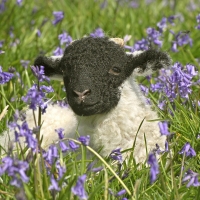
[126,49,172,76]
[34,55,63,81]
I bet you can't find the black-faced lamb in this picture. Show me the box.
[1,37,171,163]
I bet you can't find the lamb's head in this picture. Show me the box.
[34,36,171,116]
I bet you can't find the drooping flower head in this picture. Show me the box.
[146,27,163,47]
[52,11,64,25]
[58,31,73,46]
[53,47,63,56]
[0,156,29,187]
[48,175,60,191]
[150,63,197,109]
[0,66,14,84]
[31,65,50,82]
[158,121,170,135]
[55,128,65,140]
[21,84,54,113]
[110,148,123,163]
[78,135,90,146]
[170,30,193,52]
[147,152,159,183]
[71,174,88,200]
[182,169,200,187]
[16,0,23,6]
[90,28,104,38]
[179,142,196,157]
[69,140,79,151]
[195,14,200,29]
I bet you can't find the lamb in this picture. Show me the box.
[1,36,171,163]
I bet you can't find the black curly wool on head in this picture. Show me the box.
[34,36,171,116]
[59,37,130,116]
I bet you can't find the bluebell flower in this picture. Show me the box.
[125,38,149,52]
[58,31,73,46]
[195,14,200,29]
[0,40,4,48]
[182,169,200,187]
[157,17,167,32]
[52,11,64,25]
[56,161,66,180]
[146,27,162,47]
[78,135,90,146]
[170,31,193,52]
[31,65,50,82]
[35,29,41,37]
[151,63,197,105]
[86,161,103,173]
[16,0,22,6]
[147,152,159,183]
[154,141,169,155]
[59,141,69,153]
[167,15,176,25]
[0,156,29,187]
[53,47,63,56]
[90,28,104,38]
[158,121,170,135]
[21,84,53,113]
[116,189,126,196]
[44,145,59,165]
[55,128,65,139]
[197,14,200,23]
[9,120,37,150]
[69,140,79,151]
[49,175,60,191]
[56,100,69,108]
[0,66,14,84]
[71,174,88,199]
[110,148,123,163]
[179,142,196,157]
[140,85,149,96]
[0,0,6,13]
[129,1,139,8]
[91,167,103,173]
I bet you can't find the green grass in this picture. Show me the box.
[0,0,200,199]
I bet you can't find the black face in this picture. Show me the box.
[60,37,130,116]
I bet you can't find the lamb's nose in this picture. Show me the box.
[73,89,91,102]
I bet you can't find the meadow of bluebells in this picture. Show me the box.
[0,0,200,199]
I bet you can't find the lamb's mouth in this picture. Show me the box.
[71,102,103,116]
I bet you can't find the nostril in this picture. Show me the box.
[73,90,81,97]
[82,89,91,96]
[72,89,91,98]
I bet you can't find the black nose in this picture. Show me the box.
[73,89,91,103]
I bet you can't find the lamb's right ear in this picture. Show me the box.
[34,55,63,81]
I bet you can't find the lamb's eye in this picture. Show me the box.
[109,67,121,75]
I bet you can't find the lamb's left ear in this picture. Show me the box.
[126,49,171,76]
[34,55,63,81]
